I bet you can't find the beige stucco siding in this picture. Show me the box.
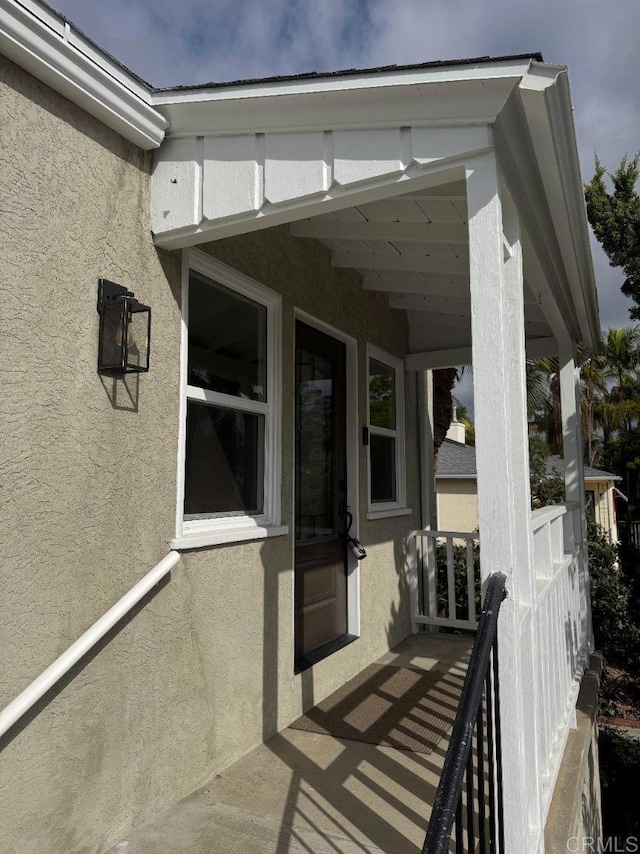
[436,478,479,533]
[0,55,419,853]
[586,479,618,542]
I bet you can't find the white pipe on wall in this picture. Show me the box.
[0,551,180,739]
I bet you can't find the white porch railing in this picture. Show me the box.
[412,530,480,631]
[411,501,591,820]
[531,501,590,815]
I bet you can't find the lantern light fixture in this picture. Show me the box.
[97,279,151,374]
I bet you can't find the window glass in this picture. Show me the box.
[584,490,596,521]
[296,346,335,540]
[188,272,267,401]
[369,358,396,429]
[184,400,265,516]
[370,433,397,503]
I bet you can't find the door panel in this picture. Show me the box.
[295,321,348,661]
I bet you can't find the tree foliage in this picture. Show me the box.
[585,153,640,319]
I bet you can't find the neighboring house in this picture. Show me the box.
[0,2,603,852]
[437,428,622,541]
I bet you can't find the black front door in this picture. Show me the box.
[294,321,348,663]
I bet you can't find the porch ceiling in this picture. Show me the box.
[289,178,553,365]
[150,57,600,357]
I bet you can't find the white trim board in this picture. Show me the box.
[366,343,410,519]
[173,248,284,549]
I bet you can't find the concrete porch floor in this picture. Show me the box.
[108,634,472,854]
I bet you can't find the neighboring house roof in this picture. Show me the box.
[437,439,621,481]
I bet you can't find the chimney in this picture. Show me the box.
[445,404,466,444]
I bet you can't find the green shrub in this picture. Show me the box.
[435,541,481,622]
[588,520,640,669]
[599,726,640,837]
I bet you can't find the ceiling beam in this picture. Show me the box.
[388,294,546,323]
[332,251,468,276]
[291,219,468,244]
[396,310,471,329]
[405,347,473,370]
[363,275,470,297]
[399,194,466,202]
[406,336,559,371]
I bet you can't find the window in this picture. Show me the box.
[174,250,285,548]
[366,346,408,519]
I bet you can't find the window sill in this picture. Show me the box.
[366,507,413,521]
[172,524,289,550]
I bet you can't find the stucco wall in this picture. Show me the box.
[0,55,419,853]
[435,478,479,533]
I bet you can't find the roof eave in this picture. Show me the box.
[0,0,167,149]
[152,60,534,138]
[519,63,601,350]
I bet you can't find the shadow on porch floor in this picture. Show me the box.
[108,634,471,854]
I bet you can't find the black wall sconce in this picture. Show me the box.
[97,279,151,374]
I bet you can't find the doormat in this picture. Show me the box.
[289,664,464,754]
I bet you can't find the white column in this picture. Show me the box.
[467,154,543,852]
[417,369,439,624]
[418,369,437,531]
[559,342,593,652]
[559,343,587,523]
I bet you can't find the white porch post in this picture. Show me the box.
[419,369,437,532]
[559,342,593,651]
[467,155,543,852]
[417,369,439,624]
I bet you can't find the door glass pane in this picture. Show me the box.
[370,434,396,503]
[369,358,396,429]
[296,347,335,540]
[188,272,267,401]
[184,400,264,516]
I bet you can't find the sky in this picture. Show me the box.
[51,0,639,411]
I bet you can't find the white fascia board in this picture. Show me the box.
[153,72,526,138]
[0,0,166,149]
[152,59,533,105]
[584,476,621,483]
[436,474,478,480]
[519,63,600,350]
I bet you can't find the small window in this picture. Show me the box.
[367,346,407,517]
[175,250,283,547]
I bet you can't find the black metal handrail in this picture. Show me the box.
[423,571,507,854]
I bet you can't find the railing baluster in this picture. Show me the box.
[455,803,464,854]
[423,573,506,854]
[477,699,487,853]
[492,642,505,854]
[446,536,456,621]
[425,533,438,620]
[465,742,475,851]
[485,670,497,854]
[466,538,476,623]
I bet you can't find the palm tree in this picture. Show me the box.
[527,357,563,455]
[581,354,607,466]
[602,326,640,388]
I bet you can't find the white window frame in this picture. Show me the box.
[172,249,287,549]
[366,344,410,520]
